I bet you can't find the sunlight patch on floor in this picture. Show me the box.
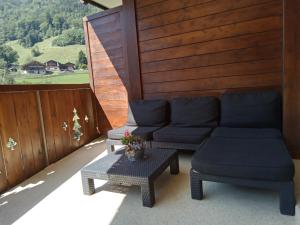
[0,181,45,199]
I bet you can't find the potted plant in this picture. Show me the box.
[120,130,145,161]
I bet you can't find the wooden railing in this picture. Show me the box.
[0,84,99,193]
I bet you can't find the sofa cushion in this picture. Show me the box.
[192,137,294,181]
[107,126,160,140]
[127,100,168,127]
[211,127,282,139]
[170,96,219,127]
[153,126,212,144]
[220,91,282,129]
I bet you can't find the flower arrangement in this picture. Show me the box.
[120,130,145,161]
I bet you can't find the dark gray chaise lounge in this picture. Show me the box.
[152,96,219,151]
[106,99,168,152]
[190,91,296,216]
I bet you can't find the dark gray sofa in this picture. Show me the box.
[151,96,219,151]
[106,99,168,152]
[190,91,296,216]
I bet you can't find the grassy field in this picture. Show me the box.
[6,37,87,65]
[14,71,89,84]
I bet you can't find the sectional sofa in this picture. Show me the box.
[106,90,295,215]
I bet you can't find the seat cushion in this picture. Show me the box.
[153,126,212,144]
[220,91,282,129]
[127,100,169,127]
[170,96,219,127]
[192,137,295,181]
[211,127,282,139]
[107,126,160,140]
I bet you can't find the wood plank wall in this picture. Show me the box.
[0,85,98,193]
[84,0,300,158]
[135,0,284,99]
[84,7,129,131]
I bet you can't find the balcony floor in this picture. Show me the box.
[0,137,299,225]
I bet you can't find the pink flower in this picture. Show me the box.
[124,130,130,137]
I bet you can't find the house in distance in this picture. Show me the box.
[45,60,61,71]
[45,60,75,72]
[22,61,46,75]
[22,60,76,75]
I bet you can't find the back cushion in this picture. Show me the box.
[170,96,219,127]
[127,100,168,127]
[220,91,282,129]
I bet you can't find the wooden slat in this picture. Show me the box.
[140,30,281,63]
[136,0,166,9]
[140,16,282,52]
[139,1,282,41]
[79,90,97,143]
[0,139,8,193]
[28,93,46,172]
[142,59,282,83]
[13,93,38,178]
[141,44,281,73]
[137,0,212,19]
[0,94,24,187]
[144,86,282,99]
[144,73,281,93]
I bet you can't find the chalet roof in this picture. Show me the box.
[45,60,59,63]
[64,62,75,66]
[22,61,45,70]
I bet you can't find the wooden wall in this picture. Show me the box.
[0,85,98,193]
[136,0,284,99]
[84,0,300,158]
[84,7,129,132]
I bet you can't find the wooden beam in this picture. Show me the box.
[0,84,90,92]
[283,0,300,159]
[121,0,143,100]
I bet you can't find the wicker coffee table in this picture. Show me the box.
[81,148,179,207]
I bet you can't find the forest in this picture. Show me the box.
[0,0,98,47]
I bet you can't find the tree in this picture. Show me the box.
[0,0,98,47]
[52,29,85,47]
[0,58,15,85]
[78,50,87,65]
[31,46,42,57]
[0,45,19,67]
[76,50,87,69]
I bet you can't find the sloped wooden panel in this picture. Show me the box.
[84,7,129,132]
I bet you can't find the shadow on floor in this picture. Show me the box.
[107,156,300,225]
[0,138,107,225]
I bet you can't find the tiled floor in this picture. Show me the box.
[0,138,299,225]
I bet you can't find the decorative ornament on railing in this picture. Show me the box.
[73,108,83,142]
[84,115,89,123]
[6,138,17,151]
[62,122,68,131]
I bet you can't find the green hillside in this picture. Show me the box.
[6,38,86,65]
